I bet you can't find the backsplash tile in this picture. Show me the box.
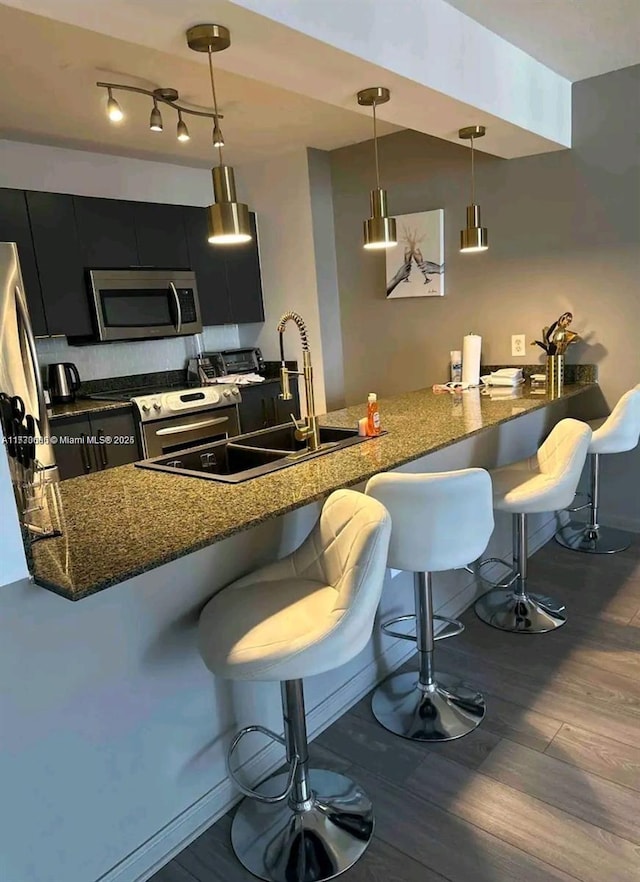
[35,326,240,382]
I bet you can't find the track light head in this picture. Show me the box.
[149,100,163,132]
[176,111,190,142]
[212,122,225,148]
[106,88,124,123]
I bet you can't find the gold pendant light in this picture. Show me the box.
[186,24,251,245]
[459,125,488,252]
[357,87,397,250]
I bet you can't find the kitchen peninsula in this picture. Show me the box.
[31,378,598,600]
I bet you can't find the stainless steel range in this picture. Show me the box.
[90,383,242,457]
[133,385,241,458]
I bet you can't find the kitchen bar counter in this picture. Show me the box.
[31,382,597,600]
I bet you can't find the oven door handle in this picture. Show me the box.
[154,416,230,436]
[169,282,182,335]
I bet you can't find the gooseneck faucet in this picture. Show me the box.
[276,311,320,452]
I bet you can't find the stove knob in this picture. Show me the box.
[223,389,232,398]
[141,403,151,413]
[153,402,162,412]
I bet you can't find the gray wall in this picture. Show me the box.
[307,148,346,409]
[330,65,640,529]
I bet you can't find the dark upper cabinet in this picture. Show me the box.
[73,196,139,268]
[225,213,265,325]
[1,187,264,336]
[26,192,94,338]
[182,207,264,326]
[182,206,233,325]
[0,188,47,336]
[133,202,190,269]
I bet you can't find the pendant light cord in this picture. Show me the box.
[470,135,475,204]
[372,100,381,190]
[208,45,224,165]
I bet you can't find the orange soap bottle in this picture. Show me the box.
[367,392,381,436]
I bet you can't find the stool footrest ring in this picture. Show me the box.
[566,491,592,513]
[467,558,518,589]
[381,613,418,642]
[381,613,464,642]
[226,725,299,804]
[433,615,465,641]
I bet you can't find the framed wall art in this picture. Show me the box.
[386,209,444,298]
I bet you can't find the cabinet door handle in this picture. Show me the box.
[80,434,92,472]
[96,429,108,468]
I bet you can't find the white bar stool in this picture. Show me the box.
[475,418,592,633]
[365,469,494,742]
[198,489,391,882]
[556,385,640,554]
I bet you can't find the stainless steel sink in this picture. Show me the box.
[135,423,375,483]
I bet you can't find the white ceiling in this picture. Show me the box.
[0,0,637,169]
[0,4,401,168]
[444,0,640,81]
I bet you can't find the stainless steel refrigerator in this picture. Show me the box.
[0,241,61,539]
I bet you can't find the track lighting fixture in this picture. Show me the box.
[187,23,251,245]
[149,99,163,132]
[97,83,223,144]
[106,87,124,123]
[357,87,397,250]
[459,125,489,253]
[176,110,190,142]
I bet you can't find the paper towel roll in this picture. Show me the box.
[462,334,482,387]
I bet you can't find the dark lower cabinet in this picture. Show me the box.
[0,188,47,336]
[88,410,141,470]
[52,415,94,480]
[52,407,140,480]
[26,192,94,338]
[238,381,300,434]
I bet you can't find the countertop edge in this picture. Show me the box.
[33,383,597,600]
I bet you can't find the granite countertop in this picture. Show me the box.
[49,399,134,420]
[31,382,596,601]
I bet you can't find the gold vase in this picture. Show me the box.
[546,355,564,397]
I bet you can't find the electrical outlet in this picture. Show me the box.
[511,334,526,357]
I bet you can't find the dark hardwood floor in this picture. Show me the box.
[151,533,640,882]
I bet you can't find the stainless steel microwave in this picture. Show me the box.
[87,269,203,342]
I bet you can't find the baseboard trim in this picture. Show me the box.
[100,514,557,882]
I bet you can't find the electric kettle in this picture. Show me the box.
[47,363,81,403]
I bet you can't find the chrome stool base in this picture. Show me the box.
[555,521,632,555]
[475,587,566,633]
[371,670,485,742]
[231,768,374,882]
